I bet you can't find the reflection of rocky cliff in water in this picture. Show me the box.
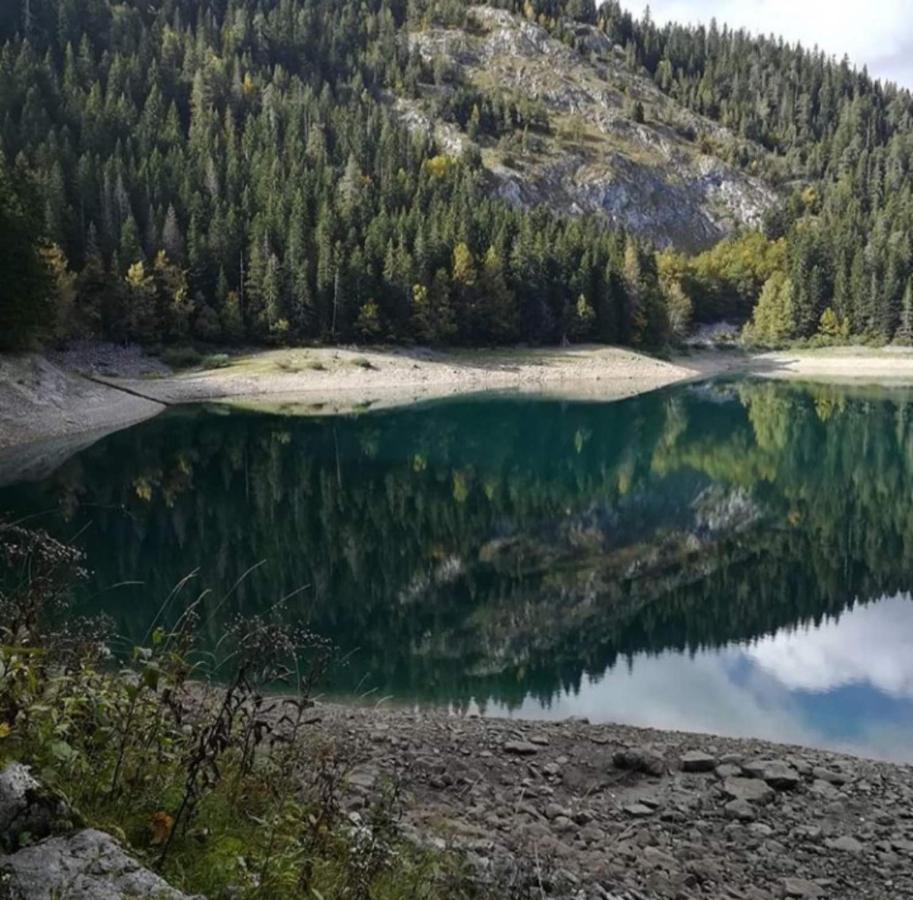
[4,380,913,710]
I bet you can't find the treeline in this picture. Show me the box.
[5,0,913,351]
[0,0,677,351]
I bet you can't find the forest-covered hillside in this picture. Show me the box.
[1,0,913,350]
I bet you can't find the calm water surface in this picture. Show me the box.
[3,379,913,761]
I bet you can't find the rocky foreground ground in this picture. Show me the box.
[3,705,913,898]
[306,705,913,900]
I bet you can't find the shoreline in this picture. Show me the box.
[1,344,738,454]
[6,341,913,460]
[303,701,913,898]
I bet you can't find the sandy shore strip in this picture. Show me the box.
[7,344,913,459]
[109,345,745,407]
[756,345,913,380]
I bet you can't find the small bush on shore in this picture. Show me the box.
[161,346,203,370]
[0,522,474,899]
[201,353,231,369]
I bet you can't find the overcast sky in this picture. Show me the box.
[637,1,913,88]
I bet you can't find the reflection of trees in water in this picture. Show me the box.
[5,380,913,710]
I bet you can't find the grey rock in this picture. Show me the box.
[0,828,196,899]
[783,877,825,898]
[0,764,80,852]
[825,835,864,854]
[622,803,654,818]
[793,825,823,842]
[504,740,539,756]
[741,758,770,779]
[544,802,571,820]
[680,751,717,773]
[812,767,848,786]
[347,765,379,792]
[723,777,775,805]
[809,779,840,800]
[762,761,801,791]
[725,799,757,822]
[612,747,665,777]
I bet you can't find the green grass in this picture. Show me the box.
[0,525,481,900]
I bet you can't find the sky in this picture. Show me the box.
[477,594,913,763]
[637,0,913,89]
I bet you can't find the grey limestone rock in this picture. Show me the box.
[0,764,81,852]
[0,828,198,900]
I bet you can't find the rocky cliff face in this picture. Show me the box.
[403,6,777,250]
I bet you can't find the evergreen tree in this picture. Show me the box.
[0,159,52,349]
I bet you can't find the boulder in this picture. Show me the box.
[762,761,801,791]
[0,764,81,852]
[722,776,774,805]
[724,799,756,822]
[503,741,539,756]
[612,747,665,777]
[0,828,197,899]
[680,751,717,773]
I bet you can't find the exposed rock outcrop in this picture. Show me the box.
[0,764,81,852]
[402,6,777,250]
[0,765,194,900]
[0,830,194,900]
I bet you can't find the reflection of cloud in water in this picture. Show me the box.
[746,594,913,697]
[477,595,913,763]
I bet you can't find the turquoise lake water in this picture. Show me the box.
[3,378,913,761]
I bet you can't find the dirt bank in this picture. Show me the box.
[111,345,743,407]
[6,344,913,460]
[0,354,164,460]
[757,346,913,381]
[308,703,913,899]
[0,345,742,455]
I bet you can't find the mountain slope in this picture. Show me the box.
[403,6,775,249]
[3,0,913,351]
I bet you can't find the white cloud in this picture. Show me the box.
[746,594,913,697]
[637,1,913,87]
[467,594,913,762]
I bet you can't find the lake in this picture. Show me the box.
[3,378,913,762]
